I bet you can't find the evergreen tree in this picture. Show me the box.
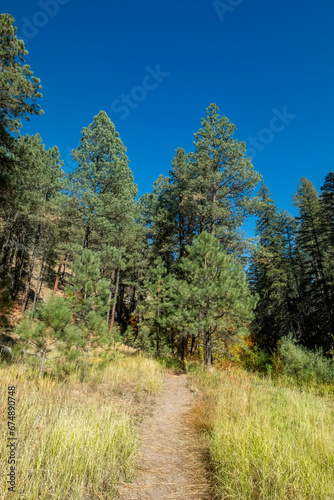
[0,133,65,311]
[66,250,109,382]
[0,14,42,206]
[179,232,255,365]
[320,172,334,236]
[293,177,334,349]
[16,293,73,377]
[188,104,261,246]
[139,257,175,356]
[0,14,42,132]
[65,111,139,332]
[147,104,261,265]
[320,172,334,286]
[280,210,308,340]
[66,110,137,249]
[249,185,297,348]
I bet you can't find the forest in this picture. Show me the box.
[1,12,334,500]
[1,14,334,368]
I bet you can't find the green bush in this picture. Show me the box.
[279,336,334,384]
[244,344,272,374]
[157,356,185,373]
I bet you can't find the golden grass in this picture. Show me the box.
[98,355,165,395]
[0,355,165,499]
[188,365,334,500]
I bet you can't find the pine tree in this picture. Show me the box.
[189,104,261,246]
[16,293,73,377]
[249,184,297,349]
[139,257,175,356]
[0,133,65,310]
[66,249,109,382]
[320,172,334,286]
[293,177,334,349]
[0,14,42,207]
[179,232,255,365]
[320,172,334,235]
[65,111,139,333]
[66,110,137,249]
[147,104,261,265]
[0,14,42,132]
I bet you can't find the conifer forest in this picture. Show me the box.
[1,10,334,500]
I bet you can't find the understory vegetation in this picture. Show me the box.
[0,354,165,499]
[188,362,334,500]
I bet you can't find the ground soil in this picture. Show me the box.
[117,373,212,500]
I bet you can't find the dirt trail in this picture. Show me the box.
[117,374,211,500]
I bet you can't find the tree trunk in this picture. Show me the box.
[32,255,45,311]
[184,332,188,359]
[181,336,185,361]
[1,211,18,267]
[39,348,47,378]
[119,283,125,326]
[60,253,69,287]
[203,331,212,366]
[21,251,36,313]
[190,335,195,355]
[83,224,90,249]
[106,288,113,325]
[54,256,64,292]
[109,269,120,335]
[156,325,160,358]
[81,334,92,383]
[107,270,115,325]
[10,248,24,299]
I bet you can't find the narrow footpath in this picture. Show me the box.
[117,374,212,500]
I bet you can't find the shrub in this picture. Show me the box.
[278,336,334,384]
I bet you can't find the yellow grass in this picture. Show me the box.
[0,355,165,499]
[188,365,334,500]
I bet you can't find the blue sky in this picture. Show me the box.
[3,0,334,226]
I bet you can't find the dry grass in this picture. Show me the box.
[0,354,165,499]
[188,364,334,500]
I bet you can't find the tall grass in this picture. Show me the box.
[188,364,334,500]
[99,354,165,394]
[0,355,165,499]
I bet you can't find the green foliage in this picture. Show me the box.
[0,256,12,309]
[1,21,333,372]
[146,104,261,267]
[249,184,298,348]
[243,344,272,374]
[139,256,175,357]
[123,325,137,349]
[293,178,334,349]
[16,293,73,376]
[178,231,256,365]
[278,336,334,384]
[0,14,42,132]
[67,250,109,323]
[66,110,137,251]
[0,13,43,209]
[157,356,186,373]
[66,249,110,381]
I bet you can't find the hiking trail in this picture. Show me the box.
[117,373,211,500]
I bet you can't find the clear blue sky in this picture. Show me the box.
[3,0,334,223]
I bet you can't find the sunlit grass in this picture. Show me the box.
[188,365,334,500]
[99,354,165,394]
[0,354,165,499]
